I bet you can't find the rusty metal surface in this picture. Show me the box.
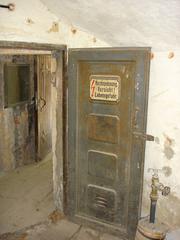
[88,150,117,180]
[67,48,151,239]
[136,217,168,240]
[88,114,119,144]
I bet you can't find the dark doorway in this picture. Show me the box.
[0,42,65,234]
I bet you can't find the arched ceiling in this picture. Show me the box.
[41,0,180,50]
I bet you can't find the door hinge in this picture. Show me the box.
[133,132,154,141]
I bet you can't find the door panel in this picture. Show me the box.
[67,48,151,239]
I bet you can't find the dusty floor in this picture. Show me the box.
[0,156,122,240]
[0,154,54,234]
[0,153,178,240]
[0,218,121,240]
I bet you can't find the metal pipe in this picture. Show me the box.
[150,200,157,223]
[0,4,9,9]
[148,169,170,224]
[0,3,15,11]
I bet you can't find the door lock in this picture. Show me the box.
[133,131,154,141]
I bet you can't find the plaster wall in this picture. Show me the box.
[0,0,179,231]
[0,0,108,48]
[142,51,180,229]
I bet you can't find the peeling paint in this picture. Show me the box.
[164,147,174,160]
[26,18,34,25]
[162,166,172,177]
[71,27,77,34]
[163,134,175,160]
[0,0,109,48]
[48,22,59,33]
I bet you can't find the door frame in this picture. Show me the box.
[67,47,151,239]
[0,41,67,212]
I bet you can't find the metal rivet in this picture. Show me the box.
[8,3,15,11]
[168,52,174,59]
[71,27,77,34]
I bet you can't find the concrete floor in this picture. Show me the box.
[0,153,178,240]
[0,154,54,234]
[0,219,121,240]
[0,154,122,240]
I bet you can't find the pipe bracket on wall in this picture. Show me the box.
[0,3,15,11]
[133,131,154,141]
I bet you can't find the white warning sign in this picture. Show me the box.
[90,75,120,102]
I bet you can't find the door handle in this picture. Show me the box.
[133,108,139,127]
[38,97,46,112]
[133,131,154,141]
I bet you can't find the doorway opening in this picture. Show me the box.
[0,44,151,240]
[0,42,65,234]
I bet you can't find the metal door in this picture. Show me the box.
[67,48,151,239]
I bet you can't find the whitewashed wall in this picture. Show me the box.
[0,0,108,48]
[0,0,179,230]
[142,51,180,228]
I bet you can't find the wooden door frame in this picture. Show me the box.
[0,41,67,212]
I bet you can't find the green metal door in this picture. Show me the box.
[67,48,151,240]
